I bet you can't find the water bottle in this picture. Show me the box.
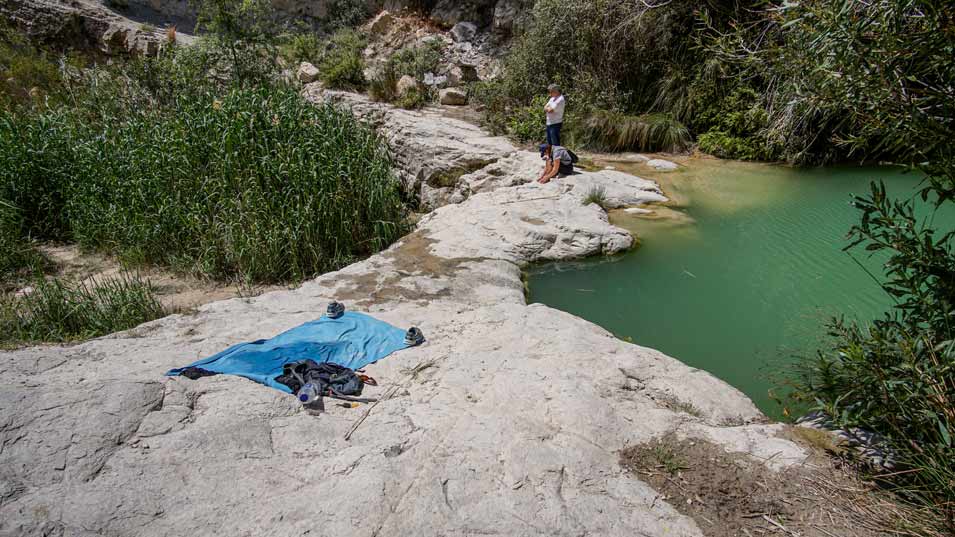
[298,382,321,404]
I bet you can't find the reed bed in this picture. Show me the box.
[0,77,407,284]
[0,273,166,344]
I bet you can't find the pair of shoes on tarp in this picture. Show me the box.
[325,301,425,346]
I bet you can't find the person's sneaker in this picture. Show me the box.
[326,301,345,319]
[405,327,425,346]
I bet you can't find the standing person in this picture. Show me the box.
[544,84,565,146]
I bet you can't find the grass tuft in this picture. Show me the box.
[650,442,690,475]
[582,186,608,210]
[578,111,690,153]
[0,272,166,344]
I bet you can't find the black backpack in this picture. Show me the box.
[567,148,580,164]
[275,360,364,396]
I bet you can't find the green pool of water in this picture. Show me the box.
[528,158,938,417]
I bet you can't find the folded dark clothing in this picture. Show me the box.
[178,366,219,380]
[275,359,364,396]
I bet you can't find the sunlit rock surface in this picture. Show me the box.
[0,91,815,537]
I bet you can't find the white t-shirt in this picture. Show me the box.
[545,95,565,125]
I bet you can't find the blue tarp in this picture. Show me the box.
[166,312,410,393]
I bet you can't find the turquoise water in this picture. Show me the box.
[528,159,937,416]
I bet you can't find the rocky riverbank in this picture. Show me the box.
[2,92,864,536]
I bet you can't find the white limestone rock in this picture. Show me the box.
[296,61,320,84]
[439,87,468,105]
[647,158,679,171]
[396,74,418,96]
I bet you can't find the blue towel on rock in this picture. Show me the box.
[166,312,410,393]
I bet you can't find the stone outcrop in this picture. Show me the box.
[450,21,478,42]
[1,0,182,55]
[296,61,320,83]
[647,158,679,171]
[361,10,502,87]
[0,92,819,536]
[438,86,467,105]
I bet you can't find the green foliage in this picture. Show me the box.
[394,86,427,110]
[0,44,408,284]
[0,273,166,344]
[694,85,775,160]
[0,26,70,110]
[0,201,45,285]
[368,62,399,103]
[279,32,323,65]
[798,321,955,510]
[368,47,439,109]
[191,0,281,85]
[319,28,367,90]
[714,0,955,520]
[503,95,546,142]
[477,0,766,151]
[650,442,689,476]
[581,186,607,210]
[388,39,444,80]
[324,0,372,30]
[697,131,766,161]
[577,111,689,153]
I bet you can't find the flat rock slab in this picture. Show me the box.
[0,90,813,537]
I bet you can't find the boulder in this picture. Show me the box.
[368,10,395,35]
[647,158,679,171]
[450,21,478,42]
[430,0,495,26]
[439,87,468,106]
[423,72,448,87]
[396,75,418,96]
[296,62,320,84]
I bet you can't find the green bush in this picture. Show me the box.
[697,130,766,160]
[394,86,427,110]
[319,28,367,90]
[0,26,71,110]
[577,111,689,153]
[388,39,444,80]
[324,0,371,30]
[0,48,408,284]
[475,0,775,153]
[279,32,323,65]
[503,95,546,143]
[0,201,45,285]
[368,62,399,103]
[0,272,166,344]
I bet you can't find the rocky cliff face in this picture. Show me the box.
[1,0,175,55]
[380,0,531,30]
[0,88,821,536]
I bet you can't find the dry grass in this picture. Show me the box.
[621,434,947,537]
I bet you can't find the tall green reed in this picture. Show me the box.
[0,56,407,284]
[0,272,166,344]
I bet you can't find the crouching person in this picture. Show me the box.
[537,143,576,184]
